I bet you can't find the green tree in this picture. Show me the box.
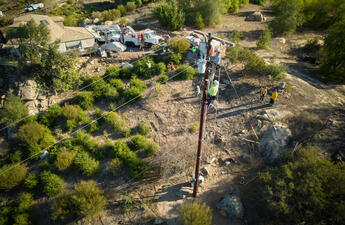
[178,201,213,225]
[320,17,345,81]
[0,164,27,190]
[0,94,28,127]
[52,180,106,220]
[255,146,345,225]
[257,29,272,49]
[41,171,64,197]
[167,37,190,54]
[126,2,137,12]
[153,0,185,30]
[270,0,304,35]
[17,122,55,157]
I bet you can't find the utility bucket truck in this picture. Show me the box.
[120,26,162,48]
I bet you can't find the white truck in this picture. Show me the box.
[119,26,162,48]
[25,3,44,12]
[86,25,121,43]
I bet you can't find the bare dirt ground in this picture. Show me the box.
[71,3,345,225]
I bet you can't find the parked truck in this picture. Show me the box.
[86,25,121,43]
[118,26,163,48]
[25,3,44,12]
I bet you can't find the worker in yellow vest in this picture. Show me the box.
[270,89,278,105]
[260,86,268,102]
[207,80,219,105]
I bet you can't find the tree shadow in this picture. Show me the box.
[213,104,271,120]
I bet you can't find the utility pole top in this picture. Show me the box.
[193,30,236,47]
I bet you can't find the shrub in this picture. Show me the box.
[105,66,120,79]
[226,45,244,64]
[75,91,94,110]
[39,159,51,171]
[17,122,55,157]
[17,192,33,212]
[257,29,272,49]
[61,104,79,121]
[13,213,31,225]
[108,158,123,175]
[145,141,158,157]
[135,0,142,7]
[104,87,119,101]
[250,0,267,6]
[101,9,121,22]
[117,4,127,16]
[55,150,76,171]
[138,121,152,136]
[135,57,155,78]
[130,78,147,91]
[62,104,90,131]
[119,67,133,79]
[130,135,149,150]
[230,30,244,44]
[194,12,205,29]
[157,74,169,84]
[178,201,213,225]
[153,0,184,30]
[90,77,110,99]
[126,2,137,12]
[175,64,197,80]
[167,37,190,54]
[240,49,266,76]
[41,171,64,197]
[39,104,62,128]
[120,17,127,27]
[87,122,99,134]
[24,173,38,189]
[188,122,199,133]
[73,131,101,158]
[109,79,125,91]
[169,53,182,64]
[0,164,27,190]
[0,206,12,225]
[10,150,22,163]
[0,93,28,127]
[112,141,147,179]
[74,151,99,177]
[264,63,286,80]
[123,87,143,102]
[152,62,166,76]
[105,112,126,133]
[52,180,106,220]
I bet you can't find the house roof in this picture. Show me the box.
[10,14,93,43]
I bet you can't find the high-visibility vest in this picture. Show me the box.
[261,88,267,95]
[207,84,219,96]
[271,91,278,100]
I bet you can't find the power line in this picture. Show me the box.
[0,63,196,177]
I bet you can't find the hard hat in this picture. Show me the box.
[214,80,219,86]
[196,85,200,88]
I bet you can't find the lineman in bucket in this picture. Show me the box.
[207,80,219,106]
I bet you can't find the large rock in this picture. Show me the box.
[246,11,266,22]
[217,194,244,220]
[259,123,291,164]
[18,79,38,100]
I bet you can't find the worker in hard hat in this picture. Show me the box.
[195,85,201,97]
[207,80,219,105]
[260,86,268,102]
[270,89,278,106]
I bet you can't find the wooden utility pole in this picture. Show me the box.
[193,33,213,197]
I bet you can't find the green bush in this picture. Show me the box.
[167,37,190,54]
[135,57,155,78]
[104,87,119,101]
[230,30,244,44]
[145,141,158,157]
[39,159,51,171]
[17,122,55,157]
[17,192,33,212]
[194,12,205,29]
[24,173,38,190]
[74,151,99,177]
[153,0,185,30]
[239,49,267,76]
[119,67,133,79]
[126,1,137,12]
[169,53,182,64]
[41,171,64,197]
[0,205,12,225]
[130,135,149,150]
[101,9,121,22]
[138,121,152,136]
[130,78,147,91]
[117,4,127,16]
[0,164,27,190]
[87,121,100,134]
[175,64,197,80]
[250,0,267,6]
[109,79,125,91]
[254,146,345,225]
[13,213,31,225]
[123,87,144,102]
[73,130,101,158]
[61,104,79,121]
[157,74,169,84]
[10,151,22,163]
[55,150,76,171]
[264,63,286,80]
[178,201,213,225]
[90,77,110,99]
[225,45,244,64]
[39,104,62,128]
[104,112,126,133]
[52,180,106,220]
[112,141,147,179]
[75,91,94,110]
[153,62,166,76]
[0,94,28,127]
[105,66,120,79]
[108,158,123,175]
[257,29,272,49]
[62,104,90,131]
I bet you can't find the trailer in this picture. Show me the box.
[25,3,44,12]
